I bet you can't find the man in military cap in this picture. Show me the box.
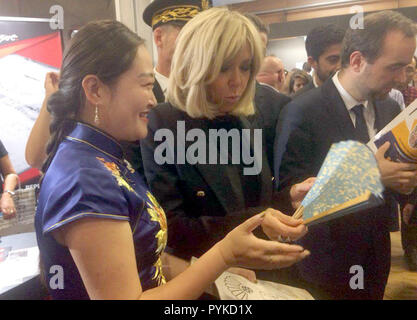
[120,1,212,175]
[143,0,212,102]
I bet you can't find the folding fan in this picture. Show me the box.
[292,140,384,226]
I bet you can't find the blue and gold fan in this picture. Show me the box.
[292,141,384,226]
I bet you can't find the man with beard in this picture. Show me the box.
[294,24,345,97]
[275,11,417,299]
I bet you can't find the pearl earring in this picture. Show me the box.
[94,104,100,125]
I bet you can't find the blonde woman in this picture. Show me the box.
[34,17,310,300]
[141,8,314,264]
[289,70,312,96]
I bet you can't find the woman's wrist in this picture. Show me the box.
[1,191,13,198]
[213,239,235,270]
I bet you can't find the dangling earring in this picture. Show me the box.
[94,104,100,125]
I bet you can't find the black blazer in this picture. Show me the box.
[141,103,278,259]
[153,79,165,104]
[274,78,401,292]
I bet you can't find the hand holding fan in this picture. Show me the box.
[292,141,384,226]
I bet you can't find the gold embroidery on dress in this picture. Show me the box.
[96,157,166,285]
[124,159,135,174]
[152,258,166,286]
[146,191,168,286]
[96,157,134,193]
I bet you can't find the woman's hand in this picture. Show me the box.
[227,267,257,283]
[260,208,308,242]
[45,72,60,98]
[290,177,316,209]
[0,192,16,219]
[25,72,60,169]
[216,212,310,270]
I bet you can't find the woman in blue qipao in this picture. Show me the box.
[35,18,309,300]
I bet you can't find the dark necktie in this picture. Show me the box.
[352,104,370,143]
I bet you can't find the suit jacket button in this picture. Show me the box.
[196,191,205,197]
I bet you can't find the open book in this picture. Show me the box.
[368,99,417,163]
[293,140,384,226]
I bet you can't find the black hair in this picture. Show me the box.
[341,11,417,68]
[305,23,345,61]
[243,13,270,36]
[41,20,144,175]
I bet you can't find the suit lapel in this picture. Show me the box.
[184,114,272,213]
[373,99,399,132]
[153,79,165,103]
[183,115,246,214]
[321,79,357,140]
[239,116,273,207]
[323,80,400,140]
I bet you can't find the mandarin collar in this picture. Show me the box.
[66,122,124,162]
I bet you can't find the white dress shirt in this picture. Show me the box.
[389,88,406,110]
[332,71,377,140]
[258,82,280,93]
[312,72,319,88]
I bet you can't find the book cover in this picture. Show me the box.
[293,141,384,226]
[368,99,417,163]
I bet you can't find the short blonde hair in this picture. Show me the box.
[167,7,264,119]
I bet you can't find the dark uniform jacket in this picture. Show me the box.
[141,85,291,259]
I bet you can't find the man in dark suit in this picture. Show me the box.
[141,4,290,176]
[243,12,292,171]
[294,24,345,97]
[275,10,417,299]
[253,82,291,171]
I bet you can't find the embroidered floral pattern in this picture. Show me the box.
[146,191,168,286]
[152,7,200,27]
[96,157,134,193]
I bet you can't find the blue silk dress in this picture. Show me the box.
[35,122,167,299]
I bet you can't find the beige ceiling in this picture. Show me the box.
[0,0,116,46]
